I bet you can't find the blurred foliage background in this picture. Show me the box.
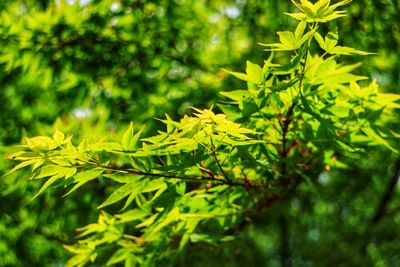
[0,0,399,266]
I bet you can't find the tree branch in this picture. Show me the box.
[279,214,291,267]
[209,136,231,182]
[370,158,400,224]
[279,36,310,184]
[76,158,250,188]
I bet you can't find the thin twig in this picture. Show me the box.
[76,158,249,188]
[279,23,314,182]
[210,136,231,182]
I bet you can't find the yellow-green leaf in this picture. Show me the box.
[63,169,104,197]
[98,180,148,209]
[26,136,57,151]
[122,122,134,151]
[53,129,65,145]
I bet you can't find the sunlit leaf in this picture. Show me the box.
[98,180,148,209]
[63,169,104,197]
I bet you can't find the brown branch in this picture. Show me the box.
[76,158,249,188]
[280,102,296,182]
[370,159,400,224]
[209,136,231,182]
[359,159,400,255]
[279,27,312,184]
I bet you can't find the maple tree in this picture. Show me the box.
[2,0,400,266]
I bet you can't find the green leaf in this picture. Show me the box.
[115,209,150,223]
[189,233,219,245]
[31,159,45,172]
[122,122,134,151]
[146,184,168,204]
[142,179,167,193]
[2,159,39,177]
[64,245,96,267]
[362,127,398,153]
[106,249,131,266]
[314,32,326,50]
[136,213,159,229]
[179,218,201,251]
[98,180,148,209]
[26,136,57,151]
[376,93,400,109]
[34,165,76,179]
[103,173,143,184]
[222,68,249,82]
[145,207,180,238]
[294,21,307,40]
[121,123,144,152]
[120,191,138,211]
[175,181,186,196]
[53,129,65,145]
[286,0,351,22]
[91,142,122,152]
[330,46,372,56]
[131,126,145,150]
[324,30,339,51]
[33,173,64,199]
[219,90,254,103]
[63,169,104,197]
[246,61,263,84]
[259,28,310,51]
[78,139,89,152]
[6,151,40,161]
[224,61,263,84]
